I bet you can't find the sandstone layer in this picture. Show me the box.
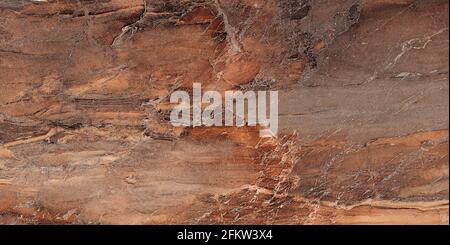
[0,0,448,224]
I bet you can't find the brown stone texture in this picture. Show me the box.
[0,0,448,224]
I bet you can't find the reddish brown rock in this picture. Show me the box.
[0,0,448,224]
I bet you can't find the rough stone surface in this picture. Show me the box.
[0,0,448,224]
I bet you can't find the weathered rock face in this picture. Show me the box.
[0,0,448,224]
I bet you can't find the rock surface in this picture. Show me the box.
[0,0,448,224]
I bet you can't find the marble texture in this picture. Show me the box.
[0,0,448,224]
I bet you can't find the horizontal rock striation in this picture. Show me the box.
[0,0,448,224]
